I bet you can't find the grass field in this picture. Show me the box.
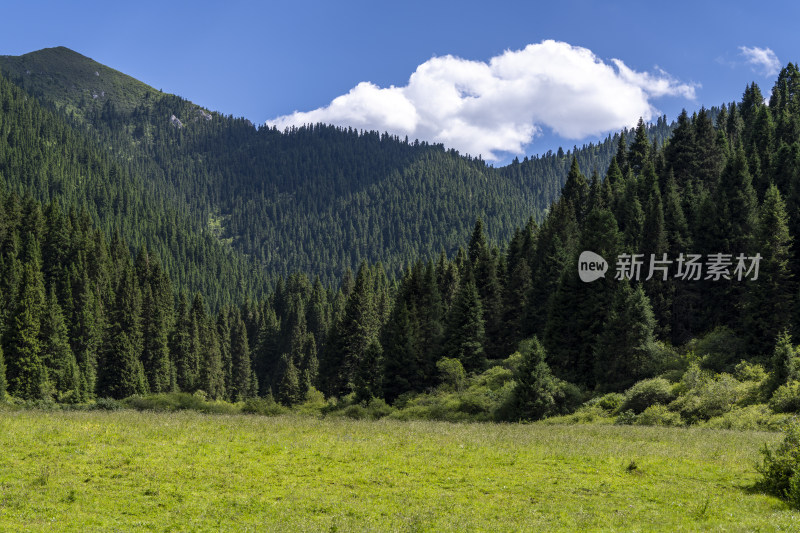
[0,409,796,532]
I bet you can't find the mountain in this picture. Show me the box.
[0,46,662,289]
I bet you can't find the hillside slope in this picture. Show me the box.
[0,46,648,286]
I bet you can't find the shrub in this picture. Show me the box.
[242,396,286,416]
[770,381,800,413]
[365,398,394,419]
[615,409,637,425]
[670,370,746,423]
[124,392,239,415]
[343,404,367,419]
[92,397,123,411]
[437,357,467,391]
[703,404,791,431]
[473,366,514,391]
[620,378,676,414]
[588,392,625,413]
[757,420,800,508]
[693,326,746,373]
[541,405,613,425]
[634,404,683,427]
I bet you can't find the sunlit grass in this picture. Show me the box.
[0,409,796,531]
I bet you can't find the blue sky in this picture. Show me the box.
[1,0,798,164]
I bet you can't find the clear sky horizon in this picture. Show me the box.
[1,0,798,164]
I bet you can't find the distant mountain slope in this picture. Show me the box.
[0,46,673,287]
[0,65,265,309]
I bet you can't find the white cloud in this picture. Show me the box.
[266,40,697,161]
[739,46,780,77]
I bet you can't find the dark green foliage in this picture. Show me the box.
[593,282,657,391]
[229,311,254,402]
[744,185,794,354]
[620,378,676,414]
[0,343,6,400]
[3,48,800,422]
[509,338,563,421]
[5,261,46,400]
[40,287,79,401]
[275,355,302,406]
[443,278,486,373]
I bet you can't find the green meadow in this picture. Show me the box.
[0,410,797,532]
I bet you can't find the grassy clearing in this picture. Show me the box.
[0,409,796,532]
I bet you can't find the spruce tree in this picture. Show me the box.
[510,337,561,421]
[381,302,419,403]
[0,343,6,400]
[593,282,656,391]
[442,275,486,373]
[6,261,47,400]
[40,286,79,401]
[744,184,794,354]
[230,311,254,401]
[561,158,589,222]
[628,118,651,176]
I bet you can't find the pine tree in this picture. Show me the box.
[744,184,794,354]
[171,293,197,392]
[98,262,147,399]
[628,118,651,176]
[6,260,47,400]
[664,110,696,187]
[544,208,620,386]
[381,301,419,403]
[510,337,561,421]
[199,316,225,400]
[0,342,6,400]
[230,311,254,401]
[561,158,589,221]
[442,275,486,373]
[140,281,171,393]
[40,286,79,401]
[324,262,380,396]
[593,282,656,391]
[275,354,301,406]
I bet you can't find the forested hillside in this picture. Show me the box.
[0,46,669,287]
[0,72,266,309]
[3,54,800,425]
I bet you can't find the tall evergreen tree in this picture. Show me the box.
[230,310,254,401]
[744,184,794,354]
[593,282,656,391]
[5,256,46,400]
[40,286,79,401]
[442,275,486,373]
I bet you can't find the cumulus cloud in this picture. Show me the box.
[739,46,780,77]
[267,40,697,161]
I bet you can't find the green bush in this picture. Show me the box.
[437,357,467,391]
[92,398,123,411]
[634,404,683,427]
[770,381,800,413]
[242,396,286,416]
[670,371,746,423]
[343,404,367,419]
[124,392,238,415]
[757,420,800,508]
[365,398,394,419]
[620,378,676,414]
[587,392,625,413]
[703,404,791,431]
[615,409,637,425]
[693,326,747,373]
[541,405,613,425]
